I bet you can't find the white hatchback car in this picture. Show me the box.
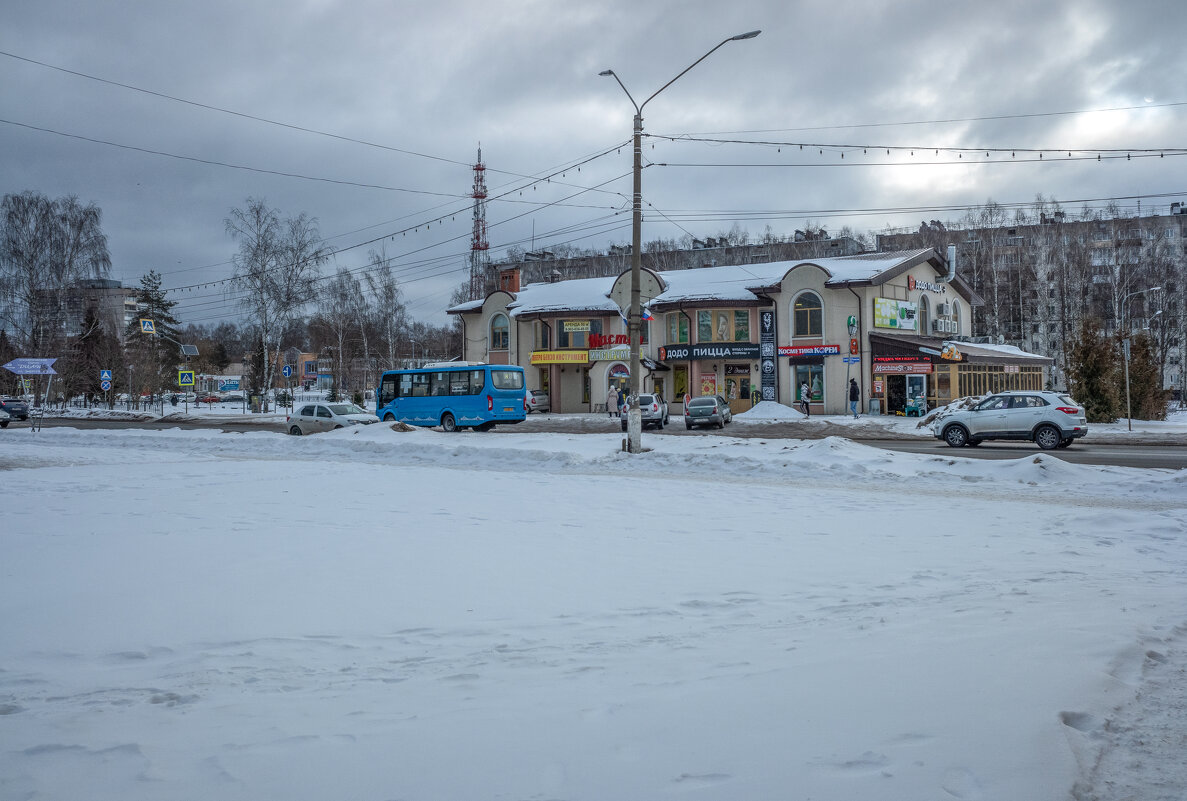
[932,391,1087,450]
[287,402,379,435]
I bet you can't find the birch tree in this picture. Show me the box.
[226,198,327,406]
[361,247,407,372]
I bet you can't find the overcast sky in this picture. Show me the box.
[3,0,1184,327]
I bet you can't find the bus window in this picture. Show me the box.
[410,373,429,397]
[469,370,484,392]
[491,369,524,390]
[379,375,397,406]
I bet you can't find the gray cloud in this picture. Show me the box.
[2,0,1184,326]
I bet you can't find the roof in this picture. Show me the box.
[446,249,954,316]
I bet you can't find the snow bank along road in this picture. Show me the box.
[2,425,1186,800]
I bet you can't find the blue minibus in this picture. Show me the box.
[376,363,526,431]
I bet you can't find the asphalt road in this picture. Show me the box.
[10,414,1187,470]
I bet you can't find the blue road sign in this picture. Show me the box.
[100,369,113,381]
[842,356,861,364]
[178,370,196,387]
[282,365,293,377]
[140,319,156,333]
[100,380,112,391]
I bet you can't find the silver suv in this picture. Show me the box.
[621,394,670,430]
[933,391,1087,450]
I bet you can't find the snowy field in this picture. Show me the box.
[2,423,1186,800]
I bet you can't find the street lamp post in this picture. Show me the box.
[600,29,760,453]
[1121,286,1160,431]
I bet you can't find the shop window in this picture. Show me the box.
[490,314,509,350]
[793,292,823,337]
[558,319,601,349]
[794,363,824,402]
[734,310,750,342]
[698,310,713,342]
[666,313,689,344]
[535,321,550,350]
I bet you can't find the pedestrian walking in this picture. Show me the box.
[606,385,618,418]
[799,381,811,417]
[849,378,860,419]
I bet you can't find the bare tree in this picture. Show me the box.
[226,198,327,407]
[0,191,111,353]
[312,267,363,398]
[361,248,408,372]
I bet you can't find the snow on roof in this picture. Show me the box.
[954,341,1051,362]
[447,298,485,313]
[453,250,938,315]
[507,276,621,317]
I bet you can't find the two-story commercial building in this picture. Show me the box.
[449,248,1052,416]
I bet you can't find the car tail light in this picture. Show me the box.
[1056,406,1080,415]
[651,403,658,411]
[286,416,290,422]
[487,395,493,411]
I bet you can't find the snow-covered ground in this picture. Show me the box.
[2,424,1186,800]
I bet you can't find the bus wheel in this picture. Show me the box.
[441,413,458,432]
[383,412,395,422]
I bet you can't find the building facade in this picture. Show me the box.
[449,249,1053,416]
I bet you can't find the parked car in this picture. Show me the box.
[197,394,221,403]
[0,396,30,421]
[620,393,669,430]
[932,391,1088,450]
[0,408,9,428]
[684,395,732,429]
[524,389,550,414]
[286,402,379,435]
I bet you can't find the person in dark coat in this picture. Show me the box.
[849,378,860,418]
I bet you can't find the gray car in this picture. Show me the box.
[620,393,669,430]
[933,390,1087,450]
[684,395,731,430]
[287,402,379,435]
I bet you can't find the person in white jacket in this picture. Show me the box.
[606,385,619,418]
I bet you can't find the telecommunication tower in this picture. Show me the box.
[468,146,490,300]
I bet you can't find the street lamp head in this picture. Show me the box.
[598,69,615,77]
[730,30,762,40]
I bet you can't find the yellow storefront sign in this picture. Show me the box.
[530,350,589,365]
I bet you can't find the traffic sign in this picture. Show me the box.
[100,369,113,381]
[842,356,861,364]
[178,370,195,387]
[282,365,293,378]
[140,319,156,333]
[100,380,112,391]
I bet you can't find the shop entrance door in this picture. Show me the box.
[886,375,906,413]
[905,374,927,415]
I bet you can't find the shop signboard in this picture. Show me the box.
[588,347,630,361]
[874,297,918,330]
[725,365,750,376]
[529,350,589,365]
[563,321,590,332]
[759,310,776,401]
[588,334,629,348]
[700,375,717,395]
[872,362,932,374]
[908,275,948,294]
[658,343,759,361]
[778,344,841,357]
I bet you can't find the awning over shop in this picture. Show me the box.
[641,358,671,371]
[868,333,1053,366]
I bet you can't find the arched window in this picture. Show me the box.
[918,295,930,335]
[490,314,509,350]
[792,292,822,337]
[951,301,961,336]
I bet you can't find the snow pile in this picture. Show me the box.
[731,400,805,421]
[1,426,1185,801]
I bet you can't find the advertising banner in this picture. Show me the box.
[759,309,777,401]
[874,297,918,330]
[778,344,841,357]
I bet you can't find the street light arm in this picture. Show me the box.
[599,69,639,114]
[641,31,760,111]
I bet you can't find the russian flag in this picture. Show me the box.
[641,305,654,322]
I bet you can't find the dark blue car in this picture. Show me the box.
[0,397,30,424]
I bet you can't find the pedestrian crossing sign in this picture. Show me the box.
[178,370,195,387]
[140,319,156,333]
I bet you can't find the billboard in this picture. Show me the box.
[874,298,918,330]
